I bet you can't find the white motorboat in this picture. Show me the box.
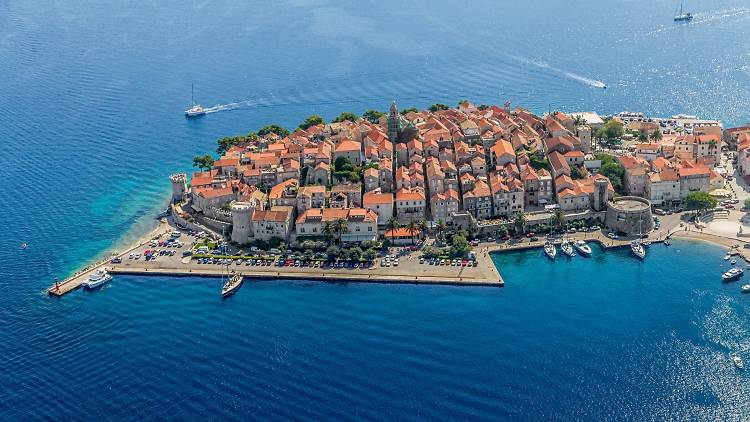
[724,255,731,261]
[544,242,557,260]
[732,355,744,369]
[574,240,592,256]
[631,241,646,260]
[722,267,744,282]
[561,240,576,257]
[741,284,750,293]
[731,259,737,265]
[82,269,112,289]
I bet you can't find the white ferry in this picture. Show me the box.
[82,269,112,289]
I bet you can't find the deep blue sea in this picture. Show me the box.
[2,0,750,420]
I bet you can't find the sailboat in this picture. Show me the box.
[185,84,206,117]
[674,0,693,21]
[631,215,646,260]
[560,225,576,257]
[222,271,243,298]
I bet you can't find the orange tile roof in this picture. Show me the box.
[363,192,393,205]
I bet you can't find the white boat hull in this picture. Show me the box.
[83,273,112,289]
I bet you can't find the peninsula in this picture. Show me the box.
[50,101,750,296]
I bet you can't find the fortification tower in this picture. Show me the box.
[169,173,187,203]
[231,201,253,244]
[593,177,608,212]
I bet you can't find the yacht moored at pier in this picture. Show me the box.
[544,242,557,260]
[631,241,646,260]
[561,240,575,257]
[574,240,592,256]
[82,269,112,289]
[222,272,243,298]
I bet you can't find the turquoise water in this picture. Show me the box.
[2,0,750,419]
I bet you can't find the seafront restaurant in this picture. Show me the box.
[385,228,419,245]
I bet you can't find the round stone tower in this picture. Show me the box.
[231,201,253,244]
[169,173,187,203]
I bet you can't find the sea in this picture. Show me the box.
[1,0,749,420]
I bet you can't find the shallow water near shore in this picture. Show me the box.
[3,0,750,419]
[4,240,750,420]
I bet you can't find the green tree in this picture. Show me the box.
[406,220,419,245]
[322,221,335,245]
[602,119,624,141]
[513,211,528,234]
[744,198,750,211]
[332,112,358,123]
[333,218,349,245]
[570,165,585,180]
[551,209,565,232]
[450,235,470,258]
[363,248,377,262]
[416,220,428,240]
[435,219,447,241]
[192,154,214,171]
[650,129,662,141]
[477,104,489,111]
[299,114,325,130]
[599,162,625,193]
[216,135,244,155]
[685,192,717,214]
[638,130,648,142]
[429,103,449,112]
[349,247,363,261]
[258,124,290,138]
[572,115,587,126]
[326,245,340,260]
[362,109,386,123]
[400,107,417,114]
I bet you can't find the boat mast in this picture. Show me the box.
[191,83,195,106]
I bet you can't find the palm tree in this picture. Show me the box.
[416,220,428,240]
[551,209,565,233]
[572,115,587,126]
[322,221,334,246]
[386,217,400,234]
[407,220,419,245]
[333,218,348,245]
[435,219,447,242]
[650,129,662,142]
[513,211,528,235]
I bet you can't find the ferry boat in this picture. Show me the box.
[732,354,744,369]
[544,242,557,260]
[674,0,693,21]
[631,241,646,260]
[574,240,592,256]
[741,284,750,293]
[561,240,576,257]
[82,269,112,289]
[185,84,206,118]
[722,267,744,282]
[222,273,243,299]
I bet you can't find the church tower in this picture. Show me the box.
[387,100,401,145]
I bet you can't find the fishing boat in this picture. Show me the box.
[561,240,575,257]
[544,242,557,260]
[574,240,592,256]
[722,267,744,282]
[732,354,744,369]
[185,84,206,117]
[631,241,646,260]
[741,284,750,293]
[82,269,112,289]
[674,0,693,21]
[222,272,243,299]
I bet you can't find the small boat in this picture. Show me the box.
[722,267,744,282]
[222,273,243,298]
[185,84,206,118]
[544,242,557,260]
[574,240,592,256]
[561,240,576,257]
[731,259,737,265]
[741,284,750,293]
[642,241,651,246]
[673,0,693,21]
[82,269,112,289]
[631,241,646,260]
[732,354,744,369]
[664,240,671,246]
[724,255,731,261]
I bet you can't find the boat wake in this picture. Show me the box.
[510,56,606,89]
